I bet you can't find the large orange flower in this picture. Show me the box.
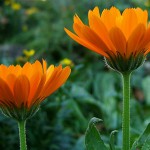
[65,7,150,72]
[0,60,71,120]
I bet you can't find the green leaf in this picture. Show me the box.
[71,84,94,100]
[93,73,118,100]
[109,130,118,150]
[72,136,85,150]
[85,117,108,150]
[131,123,150,150]
[141,136,150,150]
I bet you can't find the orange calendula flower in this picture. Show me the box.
[65,7,150,72]
[0,60,71,121]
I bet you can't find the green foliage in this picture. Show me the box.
[85,117,108,150]
[109,130,118,150]
[131,123,150,150]
[0,0,150,150]
[142,76,150,105]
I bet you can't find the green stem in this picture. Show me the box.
[18,120,27,150]
[122,72,131,150]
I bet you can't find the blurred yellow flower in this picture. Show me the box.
[22,25,28,32]
[23,49,35,57]
[60,58,74,67]
[16,49,35,64]
[25,7,38,15]
[145,0,150,6]
[11,3,21,11]
[4,0,12,5]
[16,56,27,64]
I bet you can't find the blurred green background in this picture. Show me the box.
[0,0,150,149]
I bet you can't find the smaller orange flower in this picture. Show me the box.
[65,7,150,72]
[0,60,71,121]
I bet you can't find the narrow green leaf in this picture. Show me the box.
[109,130,118,150]
[85,117,108,150]
[131,123,150,150]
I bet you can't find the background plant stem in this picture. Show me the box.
[122,72,131,150]
[18,120,27,150]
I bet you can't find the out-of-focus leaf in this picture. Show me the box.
[142,76,150,105]
[141,136,150,150]
[67,99,87,125]
[58,98,88,132]
[71,84,94,100]
[130,100,144,145]
[102,97,121,129]
[72,135,85,150]
[93,72,119,100]
[85,117,108,150]
[131,123,150,150]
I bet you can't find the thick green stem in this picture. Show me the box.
[122,72,131,150]
[18,120,27,150]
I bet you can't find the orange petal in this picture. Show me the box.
[12,65,22,77]
[127,24,146,58]
[135,8,148,26]
[42,66,71,98]
[14,75,30,108]
[22,62,32,78]
[42,59,47,73]
[0,65,8,79]
[40,66,63,97]
[144,48,150,55]
[109,27,126,56]
[122,8,138,39]
[29,74,46,107]
[73,16,84,36]
[64,28,108,57]
[46,65,54,82]
[28,72,42,108]
[92,6,100,17]
[139,26,150,50]
[101,7,121,31]
[88,10,116,52]
[6,74,17,93]
[32,61,43,74]
[0,77,14,106]
[47,66,71,96]
[81,25,111,54]
[73,23,85,38]
[74,14,84,26]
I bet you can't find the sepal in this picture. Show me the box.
[0,104,39,121]
[105,52,145,73]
